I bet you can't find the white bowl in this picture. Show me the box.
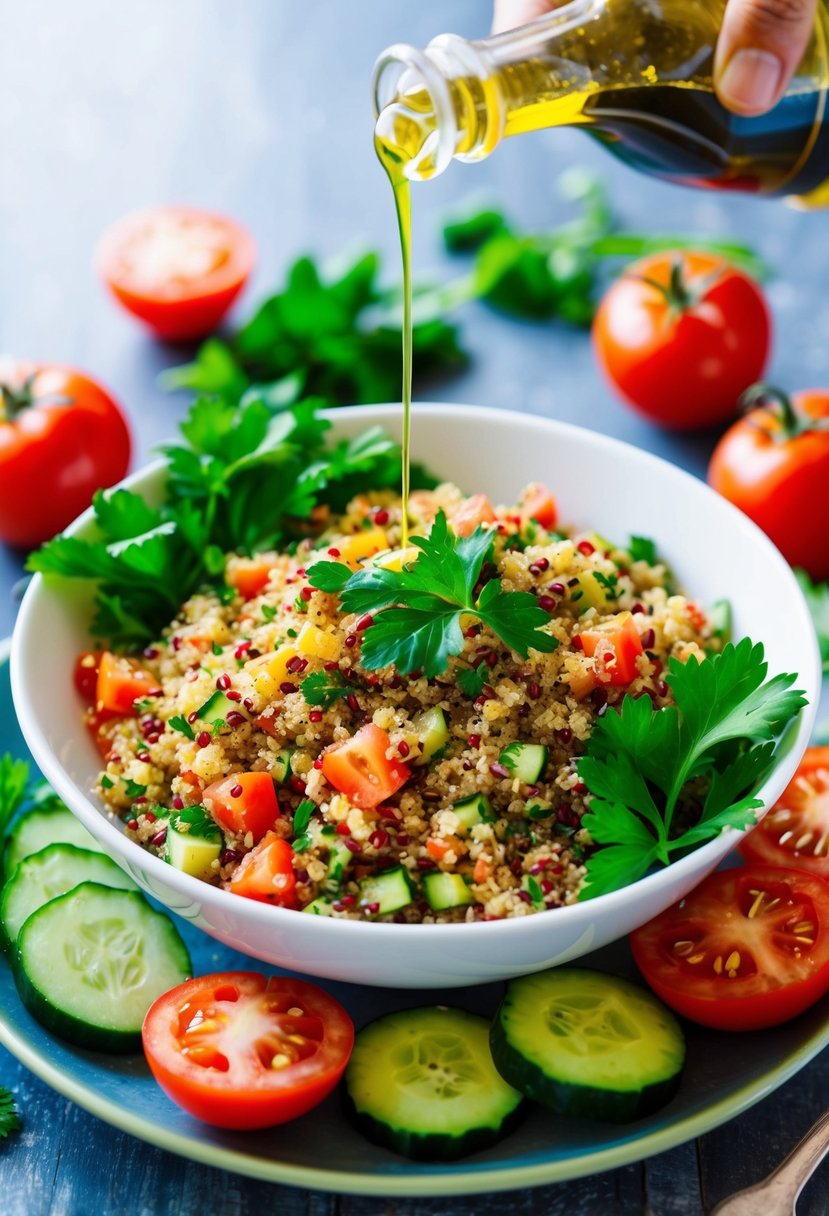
[11,404,821,988]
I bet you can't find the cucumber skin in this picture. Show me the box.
[489,1005,683,1124]
[342,1091,525,1162]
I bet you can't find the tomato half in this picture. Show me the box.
[708,388,829,581]
[229,832,298,907]
[577,616,644,685]
[740,747,829,878]
[142,972,353,1129]
[631,865,829,1030]
[96,206,256,340]
[321,723,411,809]
[96,651,162,715]
[592,252,771,430]
[204,772,281,844]
[0,358,131,548]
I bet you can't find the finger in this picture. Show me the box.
[714,0,818,115]
[492,0,558,34]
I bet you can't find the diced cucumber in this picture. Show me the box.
[358,866,414,915]
[581,530,615,555]
[526,796,554,820]
[14,882,191,1052]
[709,599,732,643]
[490,968,686,1123]
[452,794,494,834]
[272,748,294,784]
[345,1007,525,1161]
[1,844,137,946]
[411,707,449,766]
[423,871,474,912]
[302,897,336,916]
[4,803,105,878]
[195,690,240,727]
[326,838,354,889]
[165,807,222,880]
[499,742,548,784]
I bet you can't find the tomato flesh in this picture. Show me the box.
[577,616,644,685]
[142,972,354,1129]
[520,483,558,529]
[204,772,280,844]
[740,747,829,878]
[321,723,411,809]
[451,494,496,538]
[631,865,829,1030]
[74,651,104,703]
[96,651,162,715]
[97,206,256,341]
[229,557,274,600]
[229,832,297,907]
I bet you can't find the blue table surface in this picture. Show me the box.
[1,2,828,1212]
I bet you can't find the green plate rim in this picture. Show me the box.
[1,635,828,1196]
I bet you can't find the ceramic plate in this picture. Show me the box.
[1,641,828,1197]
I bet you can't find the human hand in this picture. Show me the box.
[491,0,819,116]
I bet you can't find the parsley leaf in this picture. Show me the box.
[795,569,829,673]
[0,1089,21,1139]
[0,756,29,837]
[579,640,806,900]
[628,535,659,565]
[309,510,557,677]
[457,665,488,698]
[300,671,354,708]
[168,715,196,741]
[293,799,316,838]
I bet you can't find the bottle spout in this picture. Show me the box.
[373,44,460,181]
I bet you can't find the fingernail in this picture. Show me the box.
[717,48,784,113]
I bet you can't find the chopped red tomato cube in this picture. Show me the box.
[96,651,162,715]
[229,557,274,600]
[451,494,495,538]
[204,772,280,843]
[229,832,297,907]
[577,616,644,686]
[321,724,411,809]
[520,483,558,529]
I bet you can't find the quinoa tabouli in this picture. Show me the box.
[76,480,723,923]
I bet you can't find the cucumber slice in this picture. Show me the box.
[165,807,222,880]
[345,1006,524,1161]
[1,844,137,946]
[452,794,494,834]
[325,838,354,890]
[195,690,240,728]
[272,748,293,784]
[422,871,474,912]
[411,707,449,766]
[491,967,685,1123]
[4,803,104,878]
[499,742,548,784]
[14,882,191,1052]
[302,897,336,916]
[358,866,414,915]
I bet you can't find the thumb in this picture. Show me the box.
[714,0,819,115]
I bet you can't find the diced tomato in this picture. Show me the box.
[451,494,496,538]
[74,650,105,703]
[142,973,353,1129]
[740,747,829,877]
[204,772,280,843]
[426,838,450,861]
[254,711,280,740]
[320,724,411,810]
[577,616,644,686]
[85,707,121,757]
[96,651,162,715]
[229,832,298,907]
[520,483,558,529]
[229,557,274,600]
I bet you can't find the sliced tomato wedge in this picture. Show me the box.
[142,972,354,1129]
[96,651,162,715]
[229,832,297,907]
[97,206,255,340]
[520,483,558,529]
[321,723,411,809]
[203,772,280,843]
[577,616,644,685]
[631,865,829,1030]
[451,493,496,538]
[739,747,829,878]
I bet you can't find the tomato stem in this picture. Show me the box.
[740,382,828,444]
[627,256,722,317]
[0,376,71,423]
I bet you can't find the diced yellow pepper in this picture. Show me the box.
[296,622,341,661]
[337,527,389,570]
[573,571,610,612]
[244,644,299,698]
[370,546,419,573]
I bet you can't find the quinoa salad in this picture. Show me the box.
[82,482,719,923]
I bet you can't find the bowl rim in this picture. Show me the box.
[11,401,822,940]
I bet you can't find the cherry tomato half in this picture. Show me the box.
[96,206,256,341]
[631,865,829,1030]
[321,723,411,809]
[739,747,829,878]
[708,387,829,581]
[142,972,354,1129]
[0,358,131,549]
[593,252,771,431]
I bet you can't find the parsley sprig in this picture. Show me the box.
[309,510,558,677]
[0,756,29,840]
[0,1089,21,1139]
[300,671,355,708]
[578,639,806,900]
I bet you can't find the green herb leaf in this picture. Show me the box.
[0,755,29,837]
[293,799,315,838]
[0,1089,21,1139]
[168,715,196,741]
[123,779,147,800]
[170,805,221,840]
[300,671,354,708]
[628,535,659,565]
[457,665,488,698]
[795,569,829,672]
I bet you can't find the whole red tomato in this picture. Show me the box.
[593,251,771,430]
[96,206,255,341]
[708,386,829,580]
[0,359,131,548]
